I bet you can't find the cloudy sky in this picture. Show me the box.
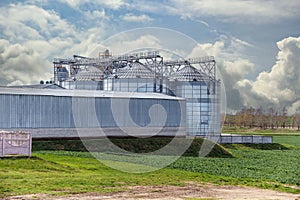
[0,0,300,114]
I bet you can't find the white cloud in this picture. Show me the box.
[58,0,88,9]
[0,4,78,42]
[194,36,300,113]
[101,34,162,55]
[177,0,300,22]
[134,0,300,23]
[122,13,153,23]
[186,39,252,110]
[191,37,255,77]
[0,3,108,85]
[101,0,128,10]
[84,9,108,20]
[177,31,300,113]
[235,37,300,111]
[231,37,254,49]
[224,59,254,77]
[287,101,300,115]
[189,42,222,58]
[59,0,128,10]
[0,40,52,85]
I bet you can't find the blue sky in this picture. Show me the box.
[1,0,300,113]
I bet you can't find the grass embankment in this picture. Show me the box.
[32,137,232,158]
[0,136,299,198]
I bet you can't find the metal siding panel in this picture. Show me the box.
[4,95,10,128]
[59,96,67,128]
[0,95,5,127]
[96,97,116,127]
[75,97,89,128]
[49,96,54,128]
[16,95,22,128]
[95,97,102,127]
[22,95,28,128]
[40,95,46,128]
[67,97,73,128]
[7,95,12,128]
[0,95,6,127]
[95,97,101,126]
[127,98,183,127]
[132,98,140,126]
[153,99,160,127]
[0,93,185,133]
[10,95,15,128]
[69,97,75,128]
[26,95,31,128]
[114,98,126,126]
[42,95,51,128]
[133,99,140,125]
[166,100,173,126]
[36,95,42,128]
[29,95,34,128]
[133,98,147,127]
[60,96,66,128]
[73,97,82,128]
[52,96,58,128]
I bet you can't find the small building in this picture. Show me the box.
[0,131,32,157]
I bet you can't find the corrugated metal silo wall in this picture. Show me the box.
[0,93,185,138]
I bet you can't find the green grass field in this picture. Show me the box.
[222,126,300,136]
[0,136,299,198]
[273,135,300,147]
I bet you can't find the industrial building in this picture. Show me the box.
[0,87,185,138]
[0,50,272,143]
[0,50,220,138]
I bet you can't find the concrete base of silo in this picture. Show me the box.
[219,134,273,144]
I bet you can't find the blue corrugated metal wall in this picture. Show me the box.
[0,94,184,129]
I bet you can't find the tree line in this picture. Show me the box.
[224,107,300,130]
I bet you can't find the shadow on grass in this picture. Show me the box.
[0,155,41,160]
[222,143,290,150]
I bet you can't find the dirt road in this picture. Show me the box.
[4,184,300,200]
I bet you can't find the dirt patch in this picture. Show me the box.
[4,184,300,200]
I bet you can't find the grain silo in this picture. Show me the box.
[52,51,222,138]
[66,66,104,90]
[169,64,211,136]
[104,61,162,93]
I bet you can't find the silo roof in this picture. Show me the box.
[111,61,156,79]
[170,65,209,82]
[76,66,104,81]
